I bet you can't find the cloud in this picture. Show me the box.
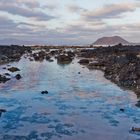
[0,1,139,45]
[0,1,55,21]
[82,3,136,21]
[68,4,85,13]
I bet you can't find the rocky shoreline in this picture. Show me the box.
[77,44,140,96]
[0,44,140,97]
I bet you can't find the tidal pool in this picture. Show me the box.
[0,55,140,140]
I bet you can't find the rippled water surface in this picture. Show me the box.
[0,55,140,140]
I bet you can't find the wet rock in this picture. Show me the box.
[41,90,49,94]
[0,75,10,83]
[8,67,20,72]
[57,55,72,64]
[78,59,89,65]
[131,127,140,132]
[0,109,6,117]
[15,74,22,80]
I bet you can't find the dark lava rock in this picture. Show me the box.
[0,109,6,117]
[41,91,49,94]
[15,74,22,80]
[8,67,20,72]
[57,55,72,64]
[78,59,89,65]
[120,108,125,112]
[131,127,140,132]
[0,75,10,83]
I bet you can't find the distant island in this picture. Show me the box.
[93,36,130,46]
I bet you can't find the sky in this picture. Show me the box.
[0,0,140,45]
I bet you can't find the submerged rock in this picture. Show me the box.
[120,108,125,112]
[8,67,20,72]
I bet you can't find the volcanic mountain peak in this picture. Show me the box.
[93,36,130,46]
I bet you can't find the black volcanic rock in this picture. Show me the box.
[93,36,130,46]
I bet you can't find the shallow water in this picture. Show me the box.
[0,55,140,140]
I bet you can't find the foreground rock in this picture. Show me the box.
[8,67,20,72]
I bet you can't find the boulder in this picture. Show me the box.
[57,55,72,64]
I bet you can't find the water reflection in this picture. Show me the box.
[0,56,140,140]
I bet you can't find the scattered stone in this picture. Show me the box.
[41,90,49,94]
[15,74,22,80]
[8,67,20,72]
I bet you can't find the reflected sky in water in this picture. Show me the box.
[0,55,140,140]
